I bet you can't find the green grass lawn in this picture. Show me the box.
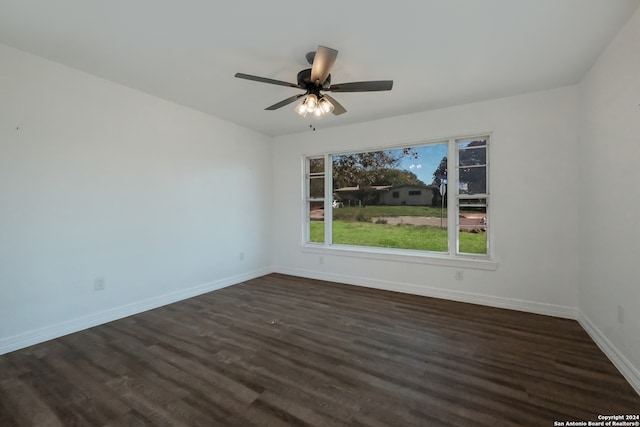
[310,220,486,254]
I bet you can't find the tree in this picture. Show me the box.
[332,151,398,189]
[431,140,486,194]
[377,169,426,186]
[432,156,447,186]
[334,150,417,206]
[431,156,448,208]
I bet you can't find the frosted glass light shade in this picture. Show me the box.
[295,100,308,117]
[305,94,318,112]
[318,97,334,114]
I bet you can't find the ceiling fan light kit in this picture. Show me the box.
[235,45,393,119]
[294,94,335,118]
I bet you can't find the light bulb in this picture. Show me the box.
[318,97,334,114]
[305,94,318,112]
[295,99,308,117]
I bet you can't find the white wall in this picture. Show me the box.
[578,7,640,390]
[0,43,272,353]
[271,86,580,317]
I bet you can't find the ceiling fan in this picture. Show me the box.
[235,45,393,118]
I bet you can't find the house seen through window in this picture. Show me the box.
[304,135,490,257]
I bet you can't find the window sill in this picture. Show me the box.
[301,244,498,271]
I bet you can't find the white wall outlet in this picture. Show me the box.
[239,252,245,261]
[455,270,464,281]
[319,256,324,265]
[94,277,106,291]
[617,305,624,324]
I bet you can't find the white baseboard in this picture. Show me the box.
[272,266,578,319]
[0,267,272,356]
[578,310,640,396]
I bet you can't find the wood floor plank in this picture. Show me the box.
[1,273,639,426]
[0,377,64,426]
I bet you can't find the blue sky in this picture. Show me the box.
[395,143,448,185]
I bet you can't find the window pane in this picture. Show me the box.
[458,139,487,149]
[332,143,449,252]
[309,201,324,219]
[309,220,324,243]
[459,198,487,207]
[308,200,324,243]
[459,166,487,195]
[459,146,486,167]
[458,203,486,254]
[309,177,324,199]
[309,158,324,174]
[459,227,487,254]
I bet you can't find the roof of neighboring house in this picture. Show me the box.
[335,184,437,192]
[386,184,438,190]
[335,185,392,192]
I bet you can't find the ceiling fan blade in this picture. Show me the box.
[310,45,338,85]
[305,51,315,65]
[265,94,306,110]
[328,80,393,92]
[323,94,347,116]
[235,73,301,89]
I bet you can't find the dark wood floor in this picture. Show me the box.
[1,274,638,426]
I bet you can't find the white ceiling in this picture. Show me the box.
[1,1,638,137]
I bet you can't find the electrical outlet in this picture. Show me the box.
[239,252,245,261]
[94,277,106,291]
[319,256,324,265]
[617,305,624,324]
[455,270,464,281]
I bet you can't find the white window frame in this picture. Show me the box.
[302,134,497,271]
[454,137,490,256]
[304,156,326,244]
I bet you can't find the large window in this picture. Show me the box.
[304,135,490,258]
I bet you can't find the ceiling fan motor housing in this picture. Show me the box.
[297,69,331,91]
